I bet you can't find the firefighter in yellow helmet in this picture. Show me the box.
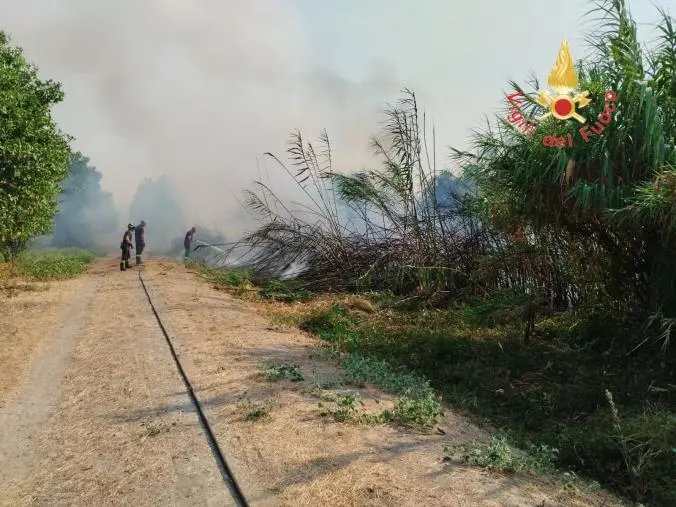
[120,223,134,271]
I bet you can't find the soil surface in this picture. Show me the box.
[0,258,624,506]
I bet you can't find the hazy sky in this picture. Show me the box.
[0,0,666,236]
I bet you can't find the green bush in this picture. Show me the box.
[261,363,304,382]
[259,279,313,302]
[341,354,431,399]
[448,432,559,474]
[17,249,95,280]
[299,304,356,344]
[386,391,444,428]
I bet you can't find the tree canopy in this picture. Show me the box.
[0,32,72,260]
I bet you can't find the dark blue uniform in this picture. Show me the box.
[134,225,145,255]
[184,229,195,259]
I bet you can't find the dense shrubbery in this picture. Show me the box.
[0,32,72,260]
[242,0,676,319]
[15,248,95,281]
[238,1,676,503]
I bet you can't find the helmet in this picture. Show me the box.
[127,223,135,230]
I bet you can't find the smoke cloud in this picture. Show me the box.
[0,0,403,243]
[0,0,660,246]
[49,154,119,253]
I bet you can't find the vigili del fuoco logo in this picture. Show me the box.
[505,40,617,148]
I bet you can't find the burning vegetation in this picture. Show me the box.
[2,0,676,504]
[193,2,676,504]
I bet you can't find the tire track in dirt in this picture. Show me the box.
[141,260,623,507]
[1,258,623,506]
[0,277,86,407]
[0,276,98,486]
[0,260,238,506]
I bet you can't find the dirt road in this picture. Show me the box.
[0,258,621,506]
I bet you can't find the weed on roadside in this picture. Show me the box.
[261,363,304,382]
[299,304,444,429]
[140,419,172,438]
[1,280,45,297]
[315,388,442,429]
[237,394,273,422]
[292,300,676,504]
[445,432,559,475]
[325,394,381,425]
[246,404,271,422]
[259,279,313,303]
[15,249,95,281]
[384,391,444,428]
[341,355,432,399]
[300,304,358,347]
[198,265,255,297]
[311,386,339,402]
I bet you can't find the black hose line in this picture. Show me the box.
[138,269,249,507]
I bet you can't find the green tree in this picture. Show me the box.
[0,32,72,260]
[50,153,119,250]
[455,0,676,320]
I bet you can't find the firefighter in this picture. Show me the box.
[120,224,134,271]
[184,226,196,261]
[134,220,146,266]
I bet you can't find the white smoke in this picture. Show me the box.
[0,0,401,239]
[0,0,661,243]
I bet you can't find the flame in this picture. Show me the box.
[547,40,578,92]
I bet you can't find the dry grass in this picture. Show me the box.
[0,258,625,506]
[2,258,233,506]
[262,294,385,331]
[146,261,622,506]
[0,273,83,407]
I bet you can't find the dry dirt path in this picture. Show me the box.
[0,260,235,506]
[0,258,622,507]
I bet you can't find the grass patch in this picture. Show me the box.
[341,355,432,399]
[237,394,273,422]
[317,390,442,428]
[445,432,559,475]
[261,363,304,382]
[10,248,96,281]
[384,392,444,428]
[194,263,313,302]
[320,394,378,426]
[299,304,361,352]
[196,264,255,297]
[326,394,379,424]
[140,419,171,438]
[192,266,674,502]
[245,403,271,422]
[300,304,444,429]
[291,297,676,505]
[258,278,313,302]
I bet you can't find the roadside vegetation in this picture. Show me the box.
[16,248,97,280]
[1,248,96,286]
[3,0,675,503]
[0,32,72,262]
[0,30,108,264]
[197,1,676,504]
